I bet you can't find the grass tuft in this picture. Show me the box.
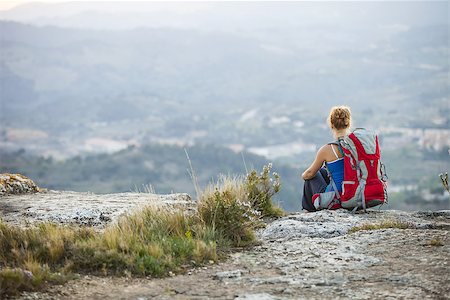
[198,175,257,247]
[349,220,414,233]
[427,237,444,247]
[198,164,284,246]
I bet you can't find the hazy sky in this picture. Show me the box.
[1,0,236,11]
[0,0,204,11]
[1,1,52,11]
[1,0,447,33]
[2,0,448,11]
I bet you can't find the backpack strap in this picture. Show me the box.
[330,144,339,159]
[325,162,341,209]
[325,140,345,209]
[328,141,344,157]
[360,180,367,212]
[325,140,344,198]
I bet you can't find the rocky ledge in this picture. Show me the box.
[9,197,449,299]
[0,190,194,228]
[205,209,449,299]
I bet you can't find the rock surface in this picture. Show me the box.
[0,173,39,196]
[0,190,194,228]
[11,205,449,300]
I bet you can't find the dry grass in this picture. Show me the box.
[427,237,444,247]
[198,175,257,247]
[349,220,414,233]
[0,222,89,296]
[0,207,217,296]
[197,165,284,246]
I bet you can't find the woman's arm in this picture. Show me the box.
[301,145,327,180]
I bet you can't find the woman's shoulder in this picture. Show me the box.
[317,144,333,156]
[318,143,336,151]
[318,143,343,161]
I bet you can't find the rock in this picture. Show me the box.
[0,190,196,228]
[260,210,361,240]
[214,269,248,280]
[259,209,450,240]
[23,270,34,280]
[0,173,40,196]
[235,293,280,300]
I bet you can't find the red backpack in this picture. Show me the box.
[312,128,388,212]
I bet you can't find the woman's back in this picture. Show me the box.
[324,144,344,192]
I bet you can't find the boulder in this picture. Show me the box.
[0,173,40,196]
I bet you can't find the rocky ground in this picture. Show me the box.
[0,190,194,228]
[0,173,193,229]
[1,189,448,300]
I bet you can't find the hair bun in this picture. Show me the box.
[327,106,352,130]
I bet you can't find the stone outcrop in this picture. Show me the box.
[0,173,40,196]
[222,210,450,299]
[260,209,449,239]
[0,190,194,227]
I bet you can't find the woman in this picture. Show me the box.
[301,106,352,212]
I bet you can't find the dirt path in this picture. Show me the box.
[17,210,450,300]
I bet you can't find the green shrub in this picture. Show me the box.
[245,163,284,218]
[198,175,257,247]
[198,164,284,246]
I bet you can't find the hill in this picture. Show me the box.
[0,144,301,211]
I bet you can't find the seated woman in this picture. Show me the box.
[301,106,351,212]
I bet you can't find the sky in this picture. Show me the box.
[2,0,447,11]
[1,1,51,11]
[0,0,249,11]
[0,0,202,11]
[1,0,447,33]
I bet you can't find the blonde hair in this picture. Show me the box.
[327,106,351,130]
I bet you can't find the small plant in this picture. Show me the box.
[439,172,449,194]
[349,220,414,233]
[245,163,284,218]
[197,164,284,246]
[197,175,258,247]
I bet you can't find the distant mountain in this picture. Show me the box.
[1,20,447,133]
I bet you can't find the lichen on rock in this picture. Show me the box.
[0,173,40,196]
